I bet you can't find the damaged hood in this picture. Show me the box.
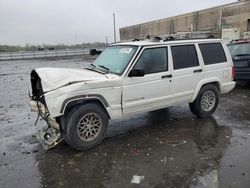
[34,67,108,92]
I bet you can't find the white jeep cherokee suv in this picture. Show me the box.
[29,39,235,150]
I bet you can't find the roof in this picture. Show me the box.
[111,39,223,47]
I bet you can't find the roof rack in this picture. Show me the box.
[131,35,163,42]
[164,36,175,41]
[131,32,217,43]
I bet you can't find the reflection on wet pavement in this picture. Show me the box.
[0,58,250,188]
[37,112,231,188]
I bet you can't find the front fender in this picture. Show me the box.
[60,94,109,114]
[59,95,115,120]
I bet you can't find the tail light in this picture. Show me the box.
[232,65,235,81]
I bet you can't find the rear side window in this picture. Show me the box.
[134,47,168,74]
[171,45,199,70]
[199,43,227,65]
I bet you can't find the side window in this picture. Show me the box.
[199,43,227,65]
[134,47,168,74]
[171,45,199,70]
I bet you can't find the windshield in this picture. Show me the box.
[227,43,250,56]
[90,46,138,75]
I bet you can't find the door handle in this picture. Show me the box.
[193,69,202,73]
[162,74,172,79]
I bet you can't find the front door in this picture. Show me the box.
[122,47,173,115]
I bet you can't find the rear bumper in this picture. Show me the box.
[221,81,236,94]
[234,71,250,81]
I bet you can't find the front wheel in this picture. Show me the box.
[189,84,219,118]
[64,103,109,150]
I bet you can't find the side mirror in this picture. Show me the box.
[128,68,145,77]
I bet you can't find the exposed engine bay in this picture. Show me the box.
[30,70,63,149]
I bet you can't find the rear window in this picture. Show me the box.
[199,43,227,65]
[171,45,199,70]
[227,43,250,56]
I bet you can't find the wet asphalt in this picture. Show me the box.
[0,57,250,188]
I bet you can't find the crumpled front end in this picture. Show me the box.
[29,70,63,150]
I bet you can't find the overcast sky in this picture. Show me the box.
[0,0,236,46]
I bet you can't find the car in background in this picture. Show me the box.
[227,39,250,82]
[89,48,102,55]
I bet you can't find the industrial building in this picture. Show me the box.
[119,0,250,43]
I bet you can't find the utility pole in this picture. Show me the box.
[74,32,77,45]
[113,13,117,43]
[219,6,223,38]
[106,36,108,46]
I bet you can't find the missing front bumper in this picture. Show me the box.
[29,99,63,150]
[36,126,63,150]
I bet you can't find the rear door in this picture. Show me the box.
[122,46,173,115]
[170,44,204,104]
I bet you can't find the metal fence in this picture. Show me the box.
[0,48,94,61]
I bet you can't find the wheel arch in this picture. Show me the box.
[191,78,221,102]
[58,95,111,131]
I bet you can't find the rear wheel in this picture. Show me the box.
[64,103,108,150]
[189,84,219,118]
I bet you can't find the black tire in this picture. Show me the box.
[189,84,219,118]
[189,102,198,115]
[63,105,81,144]
[64,103,109,150]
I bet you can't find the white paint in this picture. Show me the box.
[30,39,235,122]
[35,67,108,92]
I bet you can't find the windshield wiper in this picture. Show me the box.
[98,65,109,72]
[85,64,106,74]
[90,63,96,68]
[85,67,105,74]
